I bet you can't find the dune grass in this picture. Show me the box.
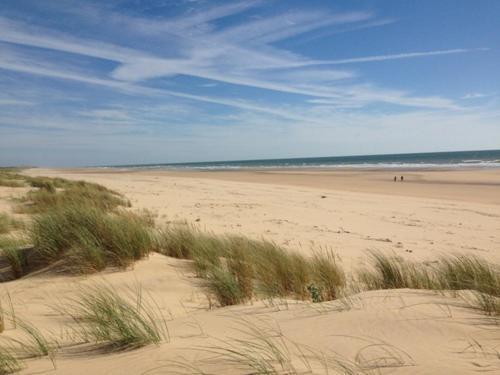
[167,319,360,375]
[226,242,255,301]
[0,236,30,279]
[19,180,129,214]
[29,204,154,273]
[12,318,55,361]
[359,251,499,295]
[155,225,347,306]
[0,179,25,188]
[63,285,167,351]
[0,169,26,189]
[358,251,438,291]
[0,172,150,276]
[206,265,246,307]
[0,214,24,235]
[358,251,499,316]
[0,347,21,374]
[308,251,346,302]
[435,254,499,296]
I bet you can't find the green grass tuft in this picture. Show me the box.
[206,265,245,307]
[436,255,499,296]
[0,347,22,374]
[0,236,30,279]
[19,180,128,214]
[0,179,25,188]
[63,285,167,351]
[309,251,345,302]
[29,205,154,273]
[156,225,346,305]
[0,214,24,235]
[358,251,437,291]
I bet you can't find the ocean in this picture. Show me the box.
[109,149,500,170]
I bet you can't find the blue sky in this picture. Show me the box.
[0,0,499,166]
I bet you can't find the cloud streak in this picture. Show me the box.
[0,2,483,112]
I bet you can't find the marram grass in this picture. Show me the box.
[155,225,347,306]
[0,236,30,279]
[62,284,168,351]
[29,204,154,273]
[0,214,24,235]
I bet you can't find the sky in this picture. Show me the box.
[0,0,499,167]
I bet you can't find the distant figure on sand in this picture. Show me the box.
[394,176,397,182]
[400,176,404,181]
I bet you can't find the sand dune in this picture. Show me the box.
[0,168,498,374]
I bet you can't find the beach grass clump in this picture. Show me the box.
[0,214,24,235]
[358,252,500,316]
[63,285,166,351]
[0,179,25,188]
[20,180,128,214]
[0,169,26,188]
[29,204,154,273]
[155,224,226,277]
[157,225,347,305]
[435,255,499,296]
[226,240,255,301]
[0,236,30,279]
[0,347,22,374]
[25,176,70,191]
[308,251,345,302]
[25,177,56,193]
[472,291,500,316]
[250,240,311,299]
[358,251,437,291]
[206,264,246,307]
[155,224,218,260]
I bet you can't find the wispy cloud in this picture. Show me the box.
[461,92,494,100]
[0,2,483,112]
[315,48,488,65]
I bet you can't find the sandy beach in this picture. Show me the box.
[26,168,500,266]
[0,167,499,374]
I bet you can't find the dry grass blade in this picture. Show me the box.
[154,319,361,374]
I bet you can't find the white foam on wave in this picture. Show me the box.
[150,161,500,170]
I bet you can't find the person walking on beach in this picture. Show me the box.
[394,176,397,182]
[400,176,404,181]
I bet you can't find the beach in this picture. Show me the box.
[26,167,500,266]
[0,167,499,374]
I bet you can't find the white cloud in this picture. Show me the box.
[0,4,481,111]
[461,92,492,100]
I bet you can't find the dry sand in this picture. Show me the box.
[0,167,499,374]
